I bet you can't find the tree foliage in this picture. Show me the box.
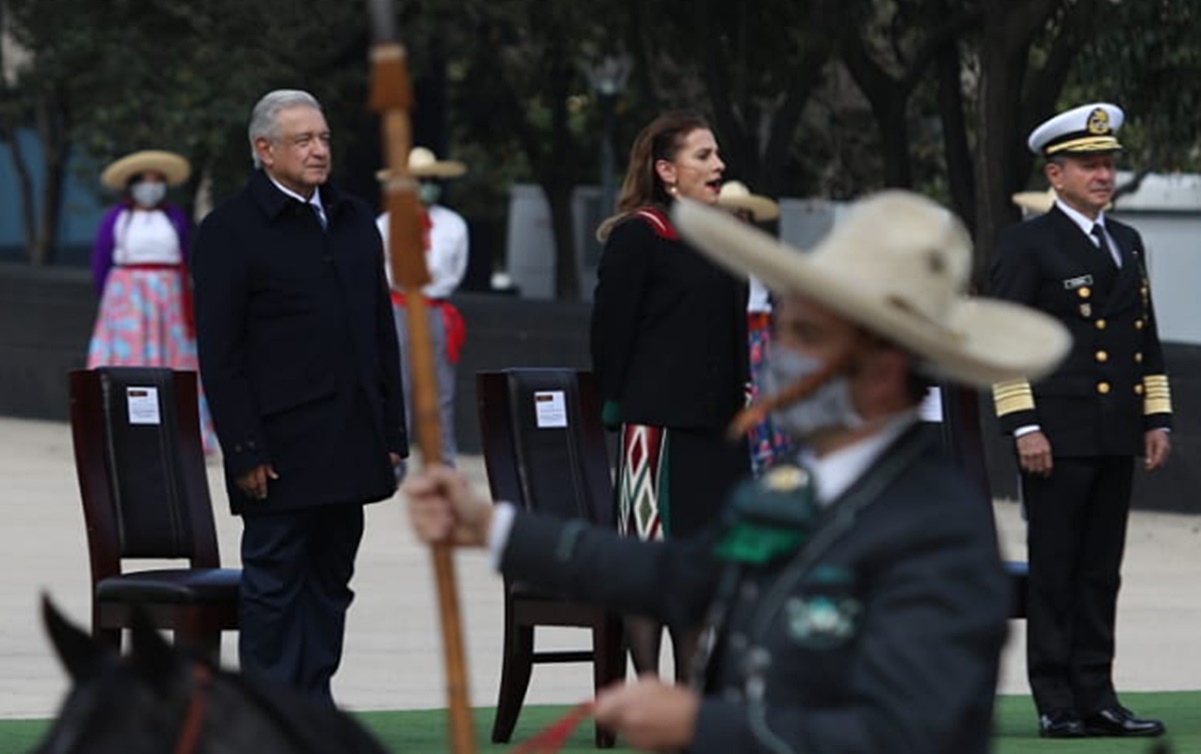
[1064,0,1201,179]
[1,0,373,262]
[5,0,1201,292]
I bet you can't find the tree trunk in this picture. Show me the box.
[544,183,580,301]
[31,91,68,266]
[840,34,914,190]
[972,34,1024,289]
[3,129,38,258]
[973,0,1064,290]
[935,37,975,231]
[878,97,912,188]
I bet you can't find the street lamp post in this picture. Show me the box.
[587,54,632,220]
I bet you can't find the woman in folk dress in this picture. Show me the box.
[87,149,217,453]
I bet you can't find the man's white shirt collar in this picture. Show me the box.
[1054,199,1120,266]
[489,409,923,571]
[268,175,326,217]
[1055,198,1106,236]
[798,410,921,506]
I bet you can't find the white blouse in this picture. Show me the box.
[113,209,182,265]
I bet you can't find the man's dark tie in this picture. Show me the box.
[1091,223,1119,268]
[310,203,327,230]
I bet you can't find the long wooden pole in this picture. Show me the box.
[366,3,475,752]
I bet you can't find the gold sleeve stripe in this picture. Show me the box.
[1143,374,1172,415]
[993,379,1035,417]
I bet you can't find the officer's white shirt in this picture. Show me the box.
[1053,198,1121,268]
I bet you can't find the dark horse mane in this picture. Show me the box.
[32,597,390,754]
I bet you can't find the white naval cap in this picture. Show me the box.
[1028,103,1124,157]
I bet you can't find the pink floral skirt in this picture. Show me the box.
[86,268,218,453]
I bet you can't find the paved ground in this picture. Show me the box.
[2,415,1199,720]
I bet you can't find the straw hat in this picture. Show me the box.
[407,147,466,178]
[101,150,191,189]
[1011,188,1057,215]
[672,191,1070,388]
[716,181,780,222]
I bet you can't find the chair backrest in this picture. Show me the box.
[69,368,220,584]
[476,369,613,527]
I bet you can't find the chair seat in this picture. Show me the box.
[97,568,241,604]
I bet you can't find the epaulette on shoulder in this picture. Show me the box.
[634,206,679,240]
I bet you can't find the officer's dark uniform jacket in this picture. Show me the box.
[990,205,1172,450]
[501,426,1009,753]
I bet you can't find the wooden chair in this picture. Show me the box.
[477,368,626,749]
[69,367,240,660]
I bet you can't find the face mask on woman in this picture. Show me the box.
[130,181,167,208]
[762,345,864,441]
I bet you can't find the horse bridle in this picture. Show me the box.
[168,660,325,754]
[174,664,212,754]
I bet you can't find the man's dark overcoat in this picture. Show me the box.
[194,170,406,515]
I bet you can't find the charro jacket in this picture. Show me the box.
[501,427,1008,754]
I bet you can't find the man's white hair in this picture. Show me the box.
[248,90,323,168]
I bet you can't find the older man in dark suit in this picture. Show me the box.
[193,89,406,704]
[405,192,1071,753]
[991,102,1171,739]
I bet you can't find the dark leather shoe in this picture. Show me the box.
[1083,707,1165,737]
[1039,711,1086,738]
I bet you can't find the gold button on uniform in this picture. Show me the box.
[1097,382,1111,395]
[1095,350,1108,363]
[1134,384,1144,395]
[1135,319,1145,330]
[1135,352,1144,363]
[1078,287,1091,299]
[1096,319,1107,330]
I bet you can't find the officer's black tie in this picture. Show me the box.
[1091,223,1119,268]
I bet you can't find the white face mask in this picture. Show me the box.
[763,345,864,441]
[418,182,442,206]
[130,181,167,208]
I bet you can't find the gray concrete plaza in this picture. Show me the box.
[1,416,1198,720]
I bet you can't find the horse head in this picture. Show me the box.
[32,596,390,754]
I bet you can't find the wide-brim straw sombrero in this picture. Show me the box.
[717,181,779,222]
[408,146,466,178]
[672,191,1071,388]
[101,150,191,189]
[1011,188,1057,215]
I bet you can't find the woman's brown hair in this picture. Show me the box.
[596,110,711,241]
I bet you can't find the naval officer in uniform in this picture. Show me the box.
[990,102,1172,738]
[406,191,1069,753]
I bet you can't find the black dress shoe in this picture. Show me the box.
[1083,707,1166,737]
[1039,711,1086,738]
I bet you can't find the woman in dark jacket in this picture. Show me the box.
[591,111,749,679]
